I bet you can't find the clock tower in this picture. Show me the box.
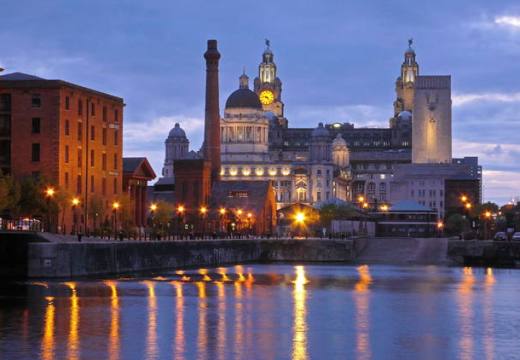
[254,39,285,118]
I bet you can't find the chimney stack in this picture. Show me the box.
[203,39,221,183]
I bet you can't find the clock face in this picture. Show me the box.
[259,90,275,105]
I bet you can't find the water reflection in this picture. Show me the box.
[196,282,208,360]
[41,296,55,360]
[104,281,120,360]
[65,282,80,360]
[292,265,308,360]
[234,275,244,358]
[216,281,226,360]
[458,267,475,360]
[198,268,212,282]
[354,265,372,360]
[172,281,185,360]
[484,268,495,360]
[143,281,158,360]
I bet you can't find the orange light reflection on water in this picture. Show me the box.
[65,282,80,360]
[458,267,475,360]
[292,265,308,360]
[41,296,55,360]
[354,265,371,360]
[104,281,120,360]
[484,268,495,360]
[196,281,208,360]
[172,281,185,360]
[143,281,158,360]
[216,282,227,360]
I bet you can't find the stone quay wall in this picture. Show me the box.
[25,238,355,279]
[448,240,520,267]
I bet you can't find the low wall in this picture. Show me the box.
[26,238,354,278]
[448,240,520,267]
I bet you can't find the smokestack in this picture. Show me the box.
[203,39,221,183]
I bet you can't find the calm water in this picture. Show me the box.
[1,264,519,360]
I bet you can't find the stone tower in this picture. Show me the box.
[332,133,349,168]
[394,39,419,115]
[162,123,189,178]
[412,76,452,164]
[203,39,221,183]
[254,40,284,117]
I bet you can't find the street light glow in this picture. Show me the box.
[357,195,365,203]
[380,204,389,212]
[45,187,55,198]
[200,206,207,214]
[437,221,444,229]
[112,202,120,210]
[150,203,157,212]
[484,211,492,219]
[461,195,468,203]
[71,197,80,206]
[177,205,185,214]
[465,203,472,210]
[295,212,305,224]
[219,208,226,215]
[237,209,243,216]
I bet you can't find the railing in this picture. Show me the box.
[0,218,43,232]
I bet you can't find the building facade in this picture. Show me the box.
[0,72,124,233]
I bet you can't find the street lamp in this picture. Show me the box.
[44,187,55,232]
[483,211,492,240]
[112,201,120,240]
[437,220,444,237]
[200,206,208,236]
[460,195,468,203]
[149,203,157,240]
[219,207,226,233]
[177,205,185,236]
[380,204,389,212]
[295,212,306,224]
[71,197,80,235]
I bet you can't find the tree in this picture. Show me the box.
[319,203,361,228]
[152,201,174,237]
[0,173,20,216]
[446,214,470,236]
[54,188,71,233]
[88,195,105,232]
[17,177,47,219]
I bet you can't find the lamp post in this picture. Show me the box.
[483,211,492,240]
[44,187,55,232]
[71,197,80,235]
[177,205,185,237]
[219,207,226,234]
[437,220,444,237]
[149,203,157,240]
[112,201,120,240]
[199,206,207,237]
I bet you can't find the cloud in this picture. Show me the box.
[482,170,520,205]
[494,16,520,29]
[453,92,520,106]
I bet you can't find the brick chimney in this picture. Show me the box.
[203,39,221,183]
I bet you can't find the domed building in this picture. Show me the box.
[220,72,270,165]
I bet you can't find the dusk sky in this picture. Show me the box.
[2,1,520,204]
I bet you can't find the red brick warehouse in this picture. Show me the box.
[0,72,124,233]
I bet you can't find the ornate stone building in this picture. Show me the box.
[161,40,480,215]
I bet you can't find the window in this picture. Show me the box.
[90,149,95,167]
[90,103,95,116]
[113,153,118,170]
[65,120,70,136]
[65,145,69,163]
[31,143,40,162]
[102,178,106,195]
[114,109,119,123]
[77,148,82,168]
[65,172,69,189]
[31,118,41,134]
[90,175,95,192]
[65,96,70,110]
[77,122,83,141]
[78,99,83,116]
[114,130,118,145]
[102,153,107,170]
[102,106,107,122]
[0,115,10,136]
[90,125,95,141]
[317,169,321,175]
[77,175,82,194]
[113,178,118,194]
[102,128,107,145]
[32,94,41,108]
[326,191,330,200]
[0,94,11,111]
